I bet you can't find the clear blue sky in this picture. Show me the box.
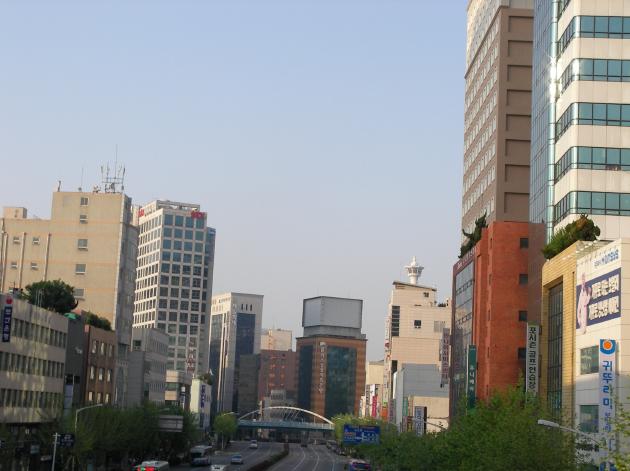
[0,0,466,360]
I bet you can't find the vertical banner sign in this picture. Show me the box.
[2,297,13,343]
[467,345,477,409]
[440,328,451,386]
[413,406,425,436]
[371,394,378,418]
[526,324,539,394]
[599,339,616,451]
[200,384,206,409]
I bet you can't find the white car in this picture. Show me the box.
[249,440,258,449]
[210,466,227,471]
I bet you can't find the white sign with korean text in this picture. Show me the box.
[526,324,539,394]
[599,339,616,450]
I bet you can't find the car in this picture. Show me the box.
[346,460,372,470]
[230,453,244,465]
[249,439,258,449]
[210,466,227,471]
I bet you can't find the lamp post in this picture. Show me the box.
[537,419,610,470]
[72,404,104,471]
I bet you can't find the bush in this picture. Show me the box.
[542,215,600,259]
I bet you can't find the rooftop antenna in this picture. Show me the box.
[78,166,84,192]
[101,152,126,194]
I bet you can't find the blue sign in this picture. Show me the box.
[2,302,13,343]
[342,425,380,445]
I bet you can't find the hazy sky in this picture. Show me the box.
[0,0,466,360]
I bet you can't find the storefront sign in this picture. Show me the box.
[467,345,477,409]
[526,324,539,394]
[413,406,426,436]
[2,297,13,343]
[599,339,616,450]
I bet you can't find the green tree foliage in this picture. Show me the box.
[612,401,630,471]
[23,279,78,314]
[198,372,213,386]
[83,311,112,331]
[213,413,237,448]
[459,213,487,258]
[358,388,578,471]
[542,214,601,259]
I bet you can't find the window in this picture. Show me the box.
[30,262,38,270]
[98,368,104,381]
[75,264,86,274]
[10,261,17,269]
[579,405,599,433]
[519,274,528,285]
[77,239,88,250]
[164,214,173,225]
[79,214,88,224]
[96,392,102,404]
[105,393,110,404]
[92,340,97,354]
[519,310,528,322]
[412,320,421,329]
[12,236,20,244]
[87,391,93,403]
[580,346,599,374]
[517,348,527,360]
[80,197,89,206]
[89,366,95,380]
[423,292,429,298]
[32,236,40,245]
[519,238,529,248]
[74,288,85,299]
[100,342,105,355]
[391,306,400,337]
[548,284,563,417]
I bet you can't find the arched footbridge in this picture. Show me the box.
[237,406,334,432]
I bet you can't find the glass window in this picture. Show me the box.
[519,310,527,322]
[77,239,88,250]
[184,242,193,251]
[169,312,177,321]
[185,230,193,240]
[75,264,86,274]
[609,60,622,79]
[581,346,599,374]
[179,325,187,334]
[581,16,594,34]
[608,148,621,165]
[195,242,203,252]
[172,252,181,262]
[195,231,204,241]
[175,215,184,227]
[593,103,607,123]
[579,405,599,433]
[622,194,630,210]
[595,16,609,35]
[578,147,592,164]
[195,218,204,229]
[593,148,606,167]
[164,214,173,225]
[185,217,194,228]
[180,312,188,322]
[608,104,621,121]
[592,192,606,209]
[163,227,172,237]
[578,103,592,119]
[610,16,623,35]
[161,263,170,273]
[162,252,171,261]
[607,193,620,210]
[171,264,181,274]
[594,59,607,79]
[163,239,171,249]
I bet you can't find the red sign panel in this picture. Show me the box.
[191,211,205,219]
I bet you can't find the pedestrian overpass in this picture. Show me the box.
[237,406,334,432]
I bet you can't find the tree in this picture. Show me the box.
[83,311,112,331]
[23,279,78,314]
[213,413,237,449]
[542,214,600,259]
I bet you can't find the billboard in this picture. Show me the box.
[303,297,362,329]
[342,425,380,445]
[576,243,622,335]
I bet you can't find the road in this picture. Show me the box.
[177,441,350,471]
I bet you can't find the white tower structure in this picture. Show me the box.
[404,256,423,285]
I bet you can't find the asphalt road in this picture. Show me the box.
[178,440,283,471]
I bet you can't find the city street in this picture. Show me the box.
[177,441,350,471]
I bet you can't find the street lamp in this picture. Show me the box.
[72,404,104,471]
[537,419,610,470]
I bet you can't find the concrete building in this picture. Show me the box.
[0,295,67,425]
[128,328,168,406]
[383,258,450,423]
[209,292,263,414]
[83,324,117,406]
[261,328,293,351]
[462,0,533,237]
[393,364,449,433]
[296,296,366,418]
[190,378,211,431]
[0,190,138,406]
[165,369,192,412]
[361,360,384,419]
[258,349,297,402]
[63,313,86,412]
[132,200,216,377]
[237,354,260,416]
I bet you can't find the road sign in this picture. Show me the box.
[2,297,14,342]
[342,425,380,445]
[59,433,75,448]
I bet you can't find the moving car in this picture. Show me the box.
[346,460,372,470]
[189,445,213,466]
[249,439,258,449]
[210,466,227,471]
[133,461,170,471]
[230,453,244,465]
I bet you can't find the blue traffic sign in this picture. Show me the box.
[342,425,380,445]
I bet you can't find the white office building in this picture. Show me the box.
[209,292,263,413]
[133,200,215,376]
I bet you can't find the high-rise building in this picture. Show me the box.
[261,328,293,351]
[532,1,630,239]
[296,296,366,418]
[0,189,138,406]
[132,200,216,377]
[382,258,450,423]
[462,0,534,237]
[209,292,263,414]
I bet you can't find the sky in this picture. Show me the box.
[0,0,466,360]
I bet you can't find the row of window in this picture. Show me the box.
[157,311,202,323]
[86,390,111,405]
[555,146,630,182]
[560,58,630,93]
[162,228,205,242]
[90,339,114,357]
[163,214,205,229]
[161,251,205,264]
[11,235,41,245]
[166,334,199,348]
[0,389,62,409]
[11,318,67,348]
[554,191,630,223]
[160,263,207,277]
[558,16,630,57]
[556,102,630,141]
[88,366,113,382]
[156,299,205,311]
[0,351,64,378]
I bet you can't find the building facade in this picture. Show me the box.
[361,360,384,419]
[190,378,211,431]
[165,370,192,412]
[261,328,293,351]
[383,258,450,422]
[258,349,297,401]
[462,0,534,237]
[128,328,168,406]
[132,200,216,377]
[209,292,263,414]
[0,190,138,405]
[83,324,117,406]
[296,296,367,418]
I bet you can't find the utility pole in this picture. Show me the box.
[51,433,59,471]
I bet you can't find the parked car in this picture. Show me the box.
[346,459,372,470]
[230,453,244,465]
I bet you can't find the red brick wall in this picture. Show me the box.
[473,221,529,402]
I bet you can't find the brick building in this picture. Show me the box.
[83,325,117,405]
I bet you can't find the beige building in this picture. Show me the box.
[0,295,67,425]
[462,0,533,236]
[260,328,292,351]
[383,258,450,422]
[361,360,384,418]
[0,190,138,405]
[165,369,192,411]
